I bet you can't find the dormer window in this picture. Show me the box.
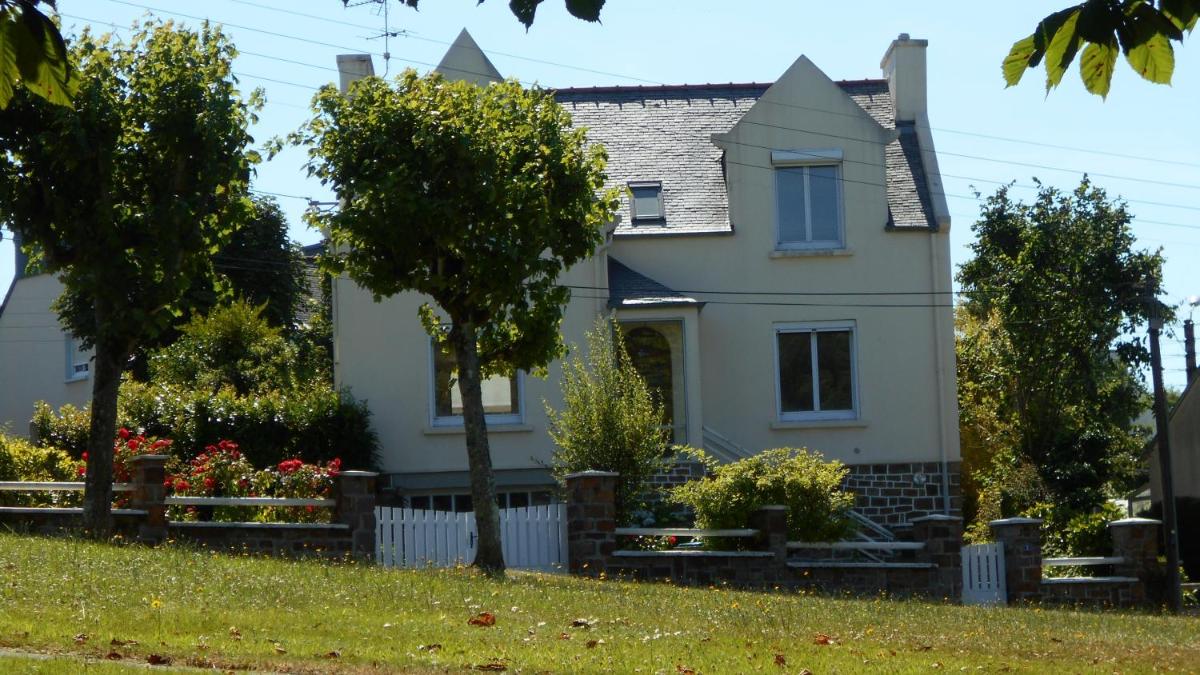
[629,181,664,223]
[772,149,844,249]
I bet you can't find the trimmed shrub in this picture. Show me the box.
[0,431,78,506]
[671,448,855,545]
[546,319,668,525]
[1025,501,1124,558]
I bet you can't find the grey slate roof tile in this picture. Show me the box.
[607,257,699,308]
[554,79,937,236]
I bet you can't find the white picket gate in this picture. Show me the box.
[961,542,1006,605]
[375,504,568,572]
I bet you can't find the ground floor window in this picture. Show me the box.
[430,339,522,426]
[775,322,857,421]
[406,490,555,512]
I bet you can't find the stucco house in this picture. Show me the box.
[1147,320,1198,576]
[332,31,960,527]
[0,236,93,434]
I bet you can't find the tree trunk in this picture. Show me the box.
[81,337,125,538]
[450,322,506,577]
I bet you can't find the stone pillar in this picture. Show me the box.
[749,505,788,579]
[989,517,1043,604]
[129,454,169,544]
[912,514,963,598]
[1109,517,1163,606]
[334,470,378,560]
[564,471,618,577]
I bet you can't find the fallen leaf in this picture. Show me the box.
[73,633,88,644]
[469,612,497,627]
[676,666,697,675]
[558,632,571,640]
[774,653,786,667]
[104,651,123,660]
[110,638,138,647]
[273,644,287,654]
[571,618,593,629]
[586,639,599,649]
[932,662,943,669]
[814,633,835,646]
[228,627,242,640]
[146,654,171,666]
[1049,637,1062,643]
[474,662,507,672]
[419,643,442,652]
[916,644,932,652]
[323,650,341,659]
[799,669,813,675]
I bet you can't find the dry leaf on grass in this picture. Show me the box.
[418,643,442,652]
[813,633,835,646]
[676,666,697,675]
[228,627,242,640]
[110,638,137,646]
[323,650,342,659]
[570,618,592,628]
[798,669,813,675]
[73,633,88,644]
[586,639,602,649]
[774,653,786,666]
[146,654,171,666]
[104,651,122,660]
[474,661,507,671]
[273,644,287,654]
[469,612,497,627]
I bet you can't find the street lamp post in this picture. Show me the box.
[1148,293,1182,613]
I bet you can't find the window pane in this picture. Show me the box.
[808,165,840,242]
[509,491,529,508]
[777,331,814,412]
[432,494,452,511]
[409,495,430,510]
[622,322,685,443]
[816,330,853,411]
[631,185,662,220]
[433,342,518,418]
[776,167,808,243]
[454,494,473,512]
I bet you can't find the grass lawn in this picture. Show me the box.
[0,533,1197,673]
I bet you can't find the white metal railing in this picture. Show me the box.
[787,541,924,551]
[0,481,135,492]
[164,496,335,508]
[615,527,758,538]
[1043,556,1125,567]
[847,510,896,542]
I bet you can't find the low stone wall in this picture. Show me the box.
[566,471,962,598]
[988,516,1163,609]
[0,455,378,560]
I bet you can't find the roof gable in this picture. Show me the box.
[435,29,502,86]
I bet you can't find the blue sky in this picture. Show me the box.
[2,0,1197,387]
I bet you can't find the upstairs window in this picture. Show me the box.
[773,150,843,249]
[628,181,664,223]
[65,335,90,382]
[775,323,857,421]
[430,340,522,426]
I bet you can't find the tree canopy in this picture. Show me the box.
[342,0,604,28]
[0,19,262,532]
[956,178,1166,524]
[0,1,75,109]
[296,70,616,573]
[1005,0,1199,98]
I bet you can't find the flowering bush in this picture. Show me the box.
[254,456,341,523]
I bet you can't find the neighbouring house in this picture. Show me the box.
[0,232,93,434]
[332,30,961,526]
[1147,318,1198,577]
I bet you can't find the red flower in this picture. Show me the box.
[127,438,141,452]
[151,439,172,451]
[175,479,190,492]
[668,536,678,546]
[203,477,216,490]
[278,459,304,475]
[76,465,86,476]
[118,428,131,440]
[81,451,88,461]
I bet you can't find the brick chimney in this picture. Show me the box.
[880,33,928,123]
[336,54,375,94]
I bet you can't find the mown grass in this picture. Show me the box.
[0,533,1197,674]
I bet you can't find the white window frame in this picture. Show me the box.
[628,180,665,223]
[772,149,844,250]
[773,321,858,422]
[428,338,524,428]
[65,335,90,383]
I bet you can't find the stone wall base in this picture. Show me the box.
[843,461,962,526]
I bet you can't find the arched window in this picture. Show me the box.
[622,323,684,442]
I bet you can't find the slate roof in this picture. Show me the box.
[554,79,937,236]
[607,257,699,309]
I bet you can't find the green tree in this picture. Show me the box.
[546,319,667,525]
[210,196,308,330]
[956,178,1165,516]
[1005,0,1199,98]
[0,1,76,109]
[295,70,616,574]
[342,0,604,28]
[0,20,261,533]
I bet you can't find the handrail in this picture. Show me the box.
[1043,556,1125,567]
[165,496,335,508]
[847,510,896,542]
[615,527,758,538]
[787,541,925,551]
[0,481,134,493]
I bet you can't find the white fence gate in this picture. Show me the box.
[376,504,568,572]
[961,542,1006,605]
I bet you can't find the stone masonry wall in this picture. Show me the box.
[843,461,962,526]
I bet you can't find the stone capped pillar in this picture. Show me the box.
[334,470,378,559]
[129,454,169,544]
[912,514,963,598]
[749,505,789,568]
[1109,517,1163,606]
[988,517,1043,604]
[564,471,618,576]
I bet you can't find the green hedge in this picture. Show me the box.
[0,431,78,506]
[31,381,380,471]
